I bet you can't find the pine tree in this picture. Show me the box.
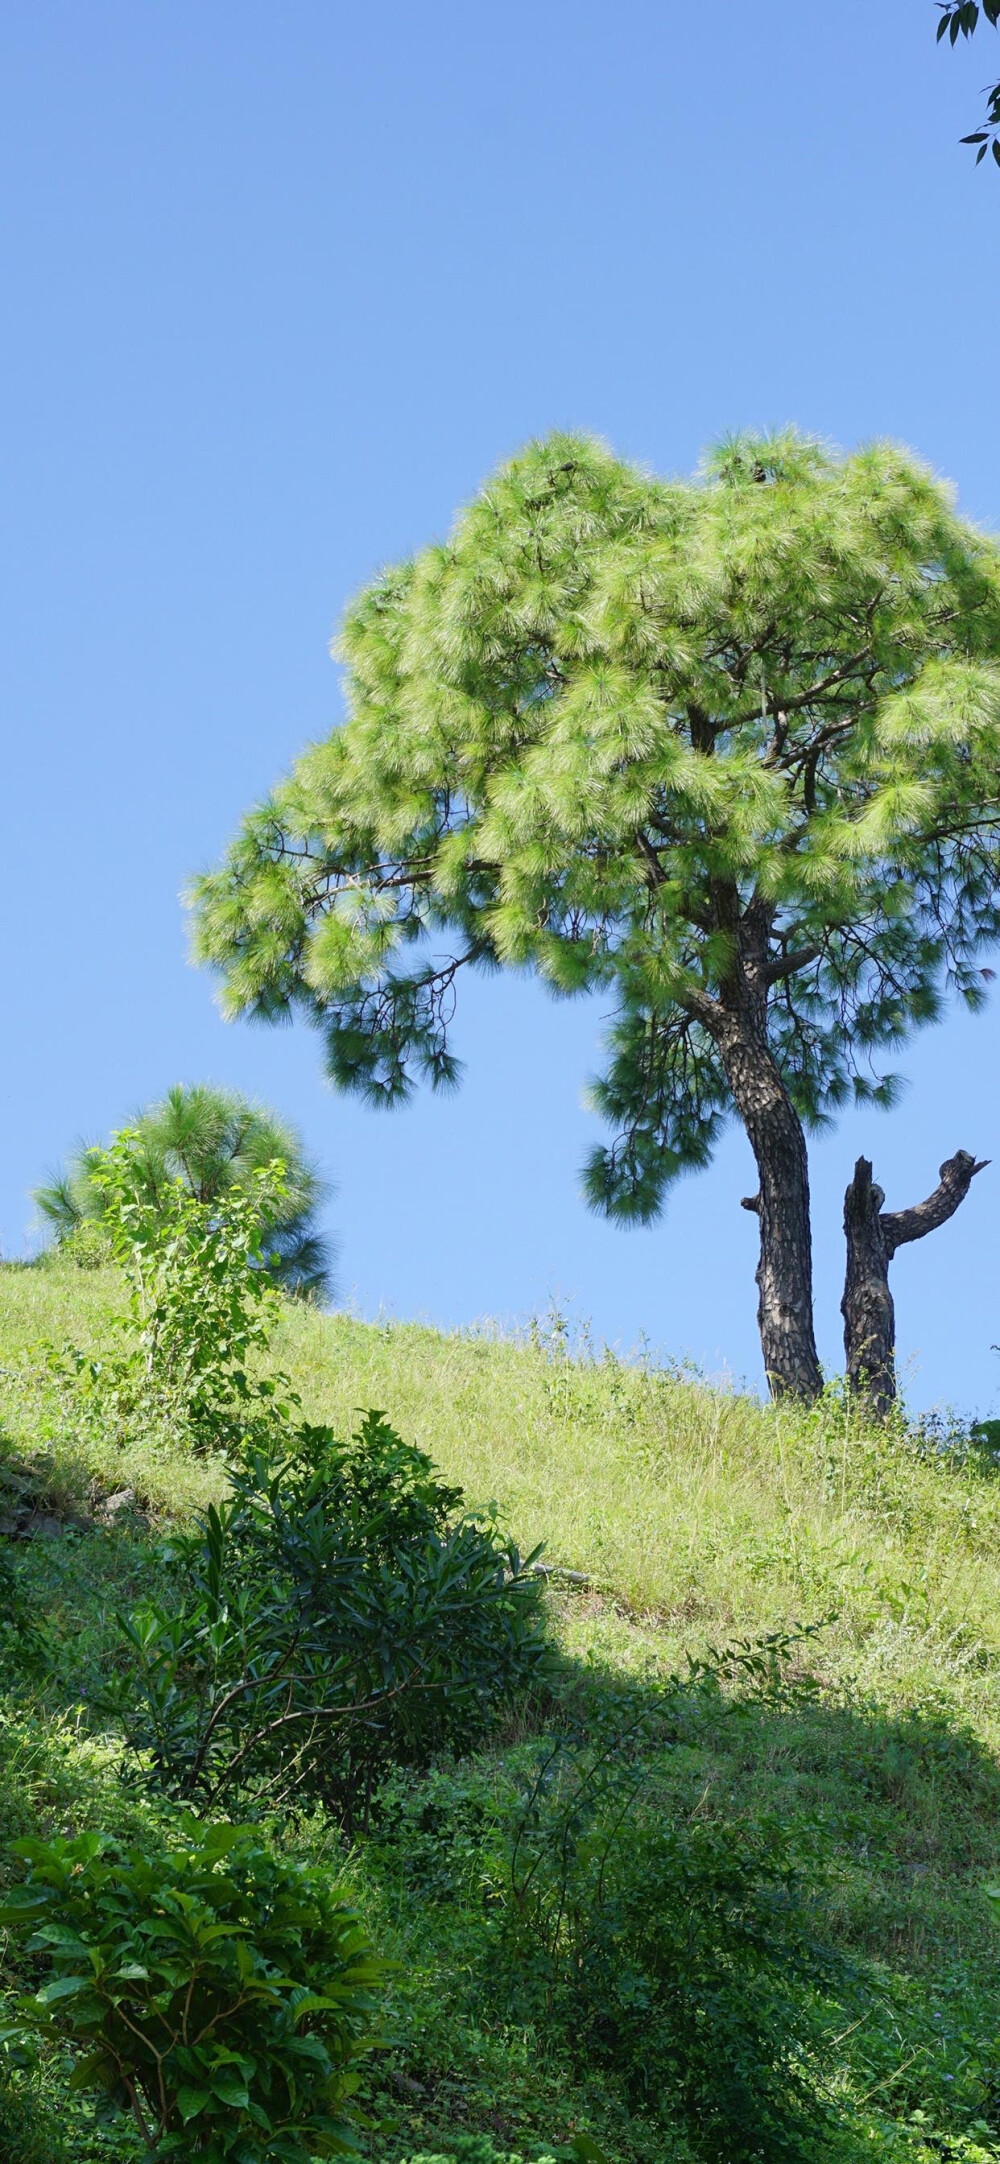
[191,432,1000,1396]
[35,1083,334,1301]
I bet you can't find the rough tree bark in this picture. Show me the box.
[719,1020,823,1403]
[841,1150,989,1416]
[689,893,825,1404]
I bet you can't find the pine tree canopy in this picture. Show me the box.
[192,429,1000,1227]
[35,1083,333,1301]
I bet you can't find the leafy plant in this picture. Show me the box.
[49,1133,294,1457]
[491,1685,847,2163]
[0,2054,66,2163]
[113,1412,549,1826]
[0,1819,382,2162]
[535,1810,842,2161]
[0,1545,54,1676]
[35,1083,334,1300]
[365,1641,841,2163]
[388,2151,556,2164]
[384,2143,602,2164]
[58,1217,117,1271]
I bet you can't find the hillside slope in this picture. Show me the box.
[3,1256,1000,2162]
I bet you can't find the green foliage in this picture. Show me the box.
[59,1219,117,1271]
[506,1801,841,2161]
[0,2056,66,2162]
[0,1820,382,2162]
[382,2146,613,2164]
[193,428,1000,1211]
[939,3,1000,41]
[384,2145,583,2164]
[49,1133,292,1457]
[0,1544,54,1675]
[937,4,1000,166]
[113,1411,549,1825]
[35,1084,333,1301]
[387,2151,553,2164]
[9,1267,1000,2159]
[417,1683,846,2163]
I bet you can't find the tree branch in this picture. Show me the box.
[677,981,725,1030]
[635,830,666,887]
[881,1149,990,1258]
[764,943,823,986]
[728,648,875,732]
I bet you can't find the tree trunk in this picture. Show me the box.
[841,1158,894,1414]
[842,1149,988,1416]
[718,1020,823,1402]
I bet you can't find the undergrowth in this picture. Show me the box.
[3,1256,1000,2160]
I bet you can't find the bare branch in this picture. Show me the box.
[881,1149,990,1258]
[764,943,823,986]
[728,648,876,733]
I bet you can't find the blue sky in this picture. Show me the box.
[2,0,998,1409]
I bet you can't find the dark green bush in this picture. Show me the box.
[530,1808,840,2162]
[389,2150,555,2164]
[368,1671,846,2164]
[0,1818,382,2163]
[0,1547,50,1675]
[496,1729,845,2164]
[114,1412,549,1827]
[386,2147,556,2164]
[0,2058,65,2163]
[380,2139,607,2164]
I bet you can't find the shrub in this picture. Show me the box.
[59,1218,115,1271]
[0,1818,382,2162]
[114,1412,550,1827]
[46,1133,291,1457]
[368,1663,843,2163]
[35,1082,333,1300]
[531,1808,841,2162]
[388,2148,557,2164]
[0,2058,65,2163]
[0,1546,52,1674]
[495,1740,844,2164]
[381,2141,606,2164]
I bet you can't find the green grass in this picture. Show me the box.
[3,1255,1000,2161]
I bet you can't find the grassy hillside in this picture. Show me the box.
[3,1255,1000,2162]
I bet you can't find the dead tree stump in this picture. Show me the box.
[842,1149,988,1416]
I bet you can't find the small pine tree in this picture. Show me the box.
[35,1082,334,1301]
